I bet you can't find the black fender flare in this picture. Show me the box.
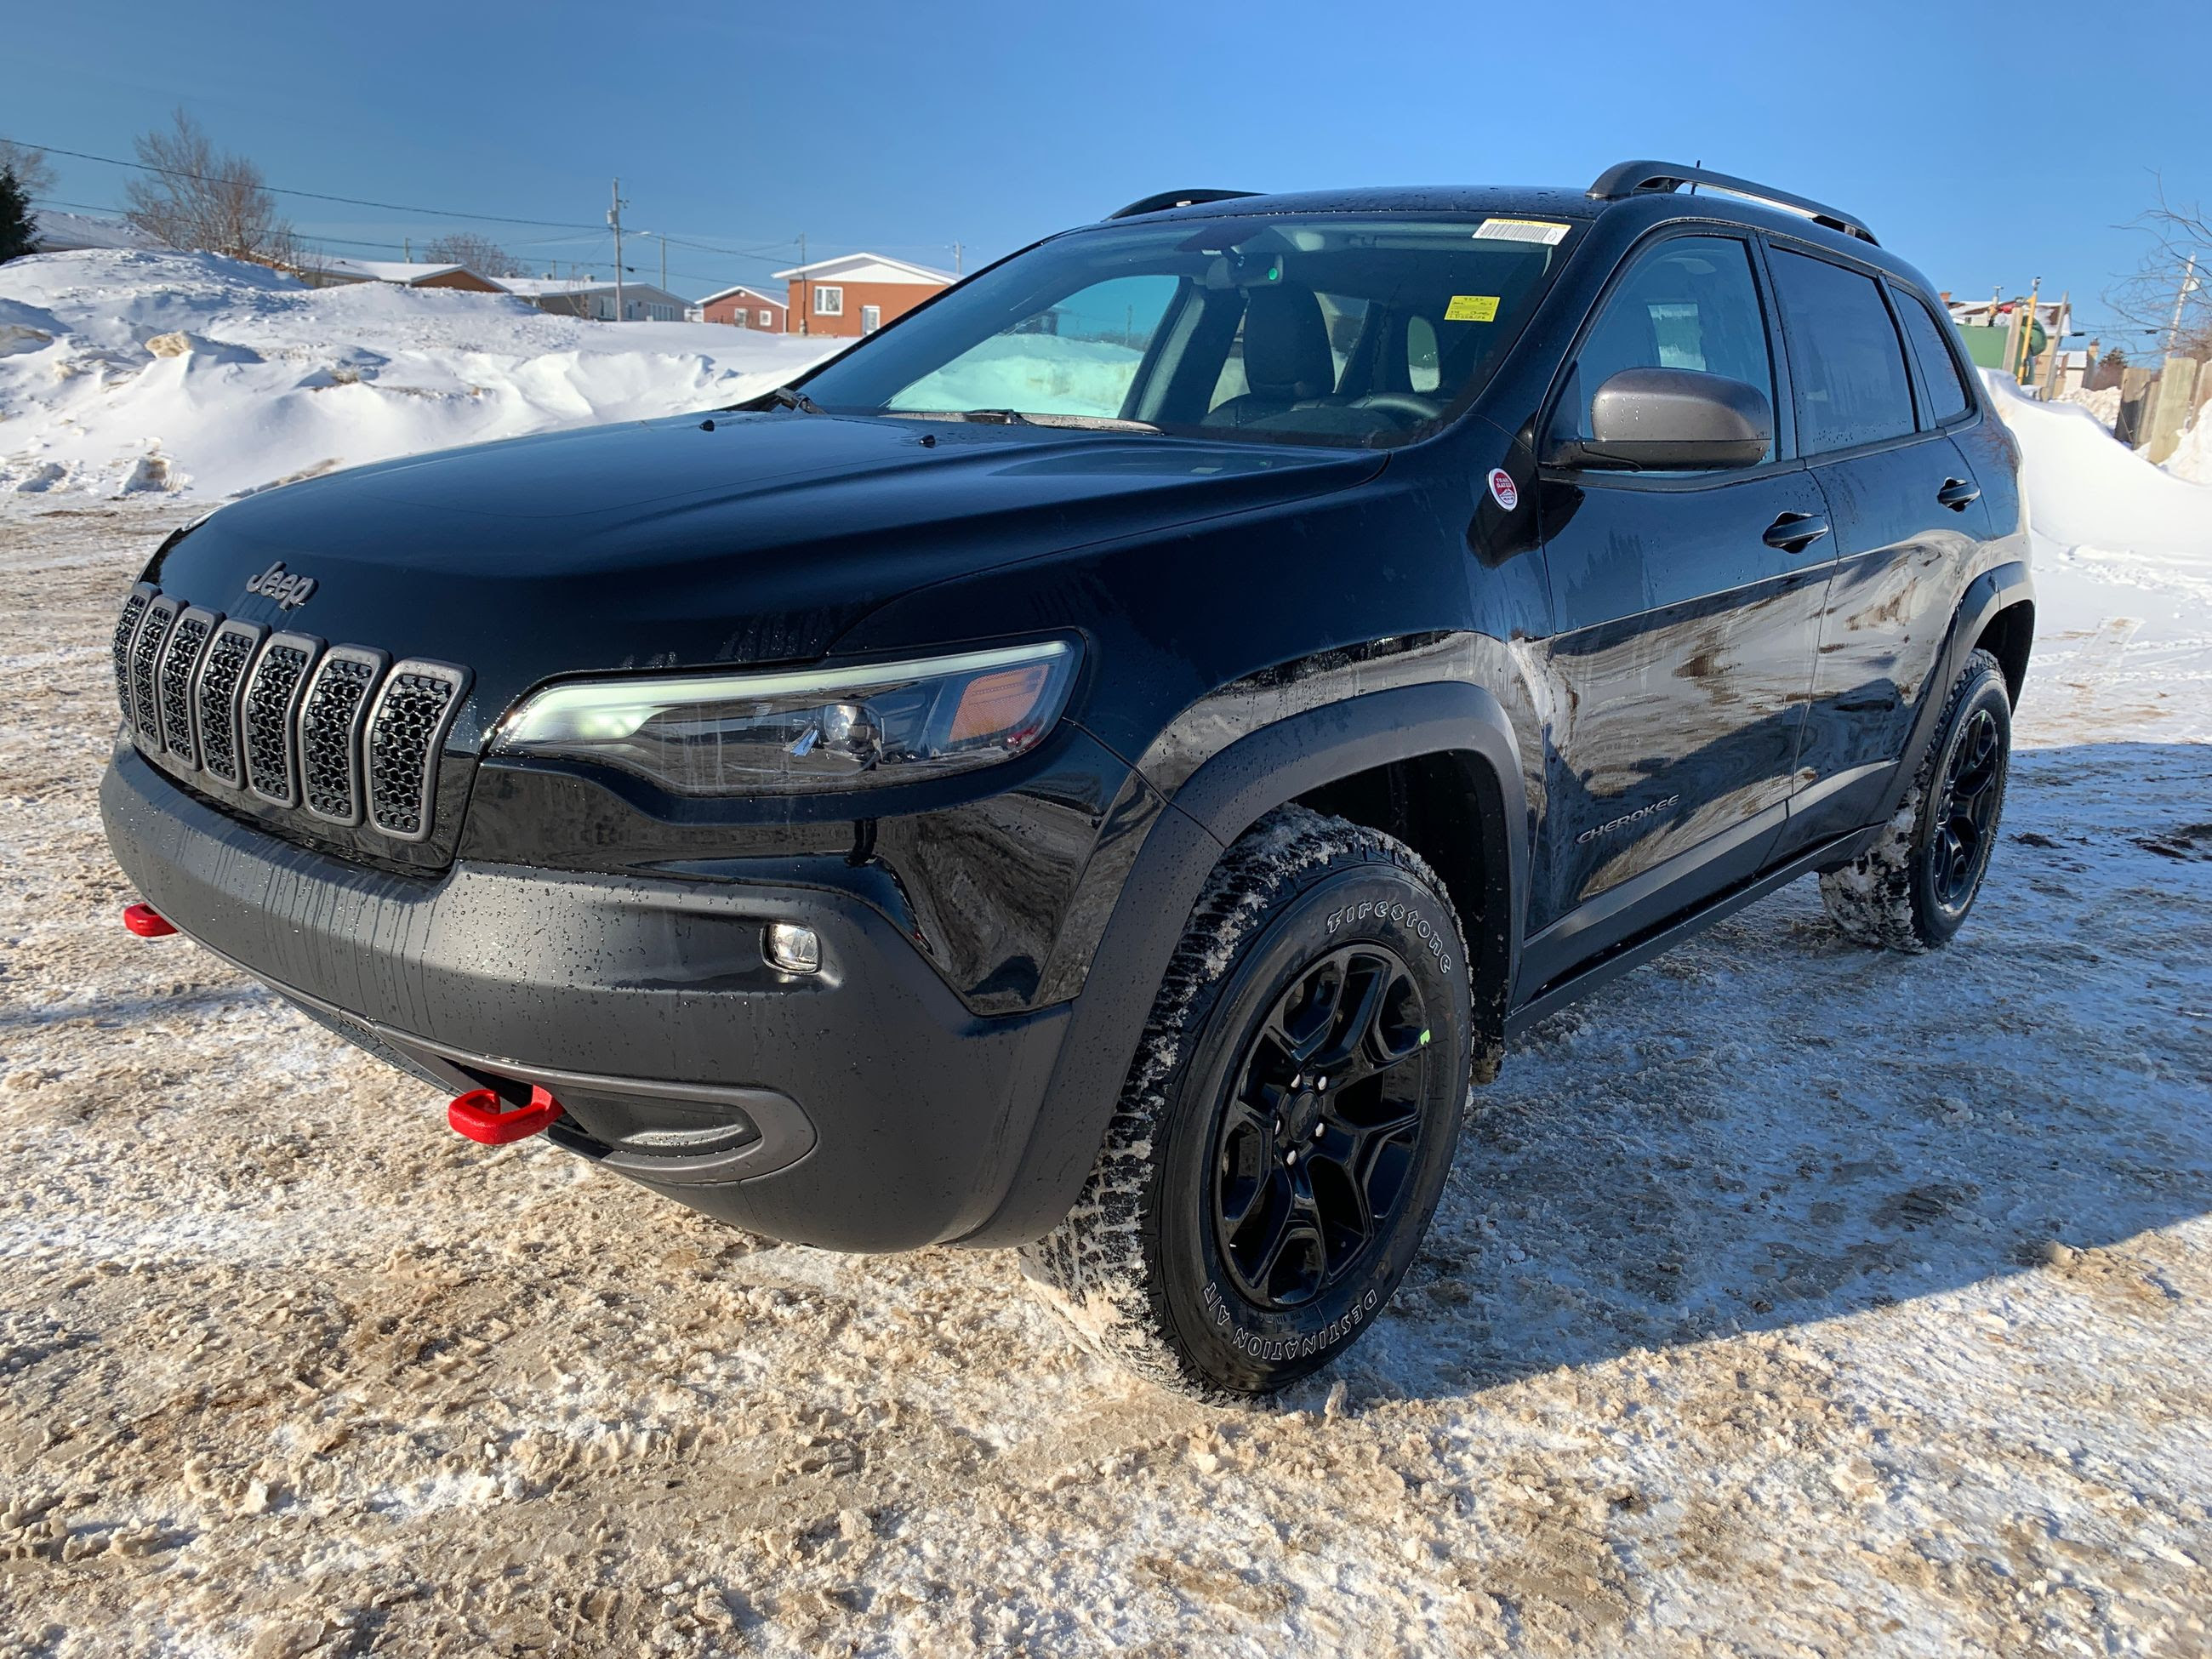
[959,679,1527,1247]
[1868,559,2034,828]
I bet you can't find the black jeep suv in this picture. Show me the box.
[102,162,2030,1396]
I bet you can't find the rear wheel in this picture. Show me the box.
[1020,807,1470,1399]
[1819,648,2012,951]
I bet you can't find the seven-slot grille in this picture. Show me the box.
[112,585,470,846]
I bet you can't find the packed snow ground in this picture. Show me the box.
[0,250,843,499]
[0,319,2209,1656]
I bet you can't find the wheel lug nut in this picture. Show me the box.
[1274,1117,1284,1134]
[1317,1077,1329,1090]
[1286,1149,1297,1166]
[1312,1123,1325,1140]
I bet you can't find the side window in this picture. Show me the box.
[1893,288,1973,426]
[1559,236,1775,463]
[1769,249,1917,453]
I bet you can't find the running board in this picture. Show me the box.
[1504,826,1878,1037]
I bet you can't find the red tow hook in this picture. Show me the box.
[447,1084,564,1145]
[123,903,178,938]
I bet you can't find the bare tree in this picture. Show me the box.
[423,231,521,277]
[2106,179,2212,359]
[0,141,55,202]
[123,109,294,263]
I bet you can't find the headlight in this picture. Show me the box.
[494,639,1079,795]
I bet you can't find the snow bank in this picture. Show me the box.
[2166,402,2212,485]
[1980,368,2211,562]
[0,249,844,499]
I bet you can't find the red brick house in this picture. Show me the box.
[698,284,789,332]
[774,254,956,339]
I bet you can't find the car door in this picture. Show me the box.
[1763,248,1997,857]
[1520,232,1833,995]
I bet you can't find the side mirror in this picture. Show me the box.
[1548,366,1772,471]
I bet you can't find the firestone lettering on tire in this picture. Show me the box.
[1323,900,1454,976]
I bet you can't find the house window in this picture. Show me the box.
[814,285,844,316]
[759,309,772,328]
[861,305,881,334]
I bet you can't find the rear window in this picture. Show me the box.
[796,212,1581,449]
[1893,288,1974,426]
[1769,248,1917,454]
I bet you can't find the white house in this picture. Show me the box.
[498,276,692,322]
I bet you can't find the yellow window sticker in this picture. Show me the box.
[1445,294,1500,322]
[1474,217,1571,246]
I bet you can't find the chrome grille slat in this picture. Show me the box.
[129,596,182,745]
[366,660,470,842]
[157,607,219,769]
[242,632,323,807]
[196,619,265,787]
[114,585,468,847]
[299,647,389,826]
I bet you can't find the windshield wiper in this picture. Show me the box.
[891,408,1162,434]
[763,385,824,414]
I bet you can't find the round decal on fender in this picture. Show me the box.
[1487,468,1519,511]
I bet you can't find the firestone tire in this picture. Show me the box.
[1818,647,2012,952]
[1020,806,1471,1400]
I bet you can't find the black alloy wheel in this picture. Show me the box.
[1211,945,1433,1309]
[1928,704,2004,913]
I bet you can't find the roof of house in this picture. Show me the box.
[31,210,167,254]
[313,258,481,285]
[698,282,788,308]
[497,276,691,306]
[771,252,958,285]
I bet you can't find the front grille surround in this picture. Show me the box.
[242,631,325,807]
[129,595,183,742]
[366,660,472,842]
[156,607,220,769]
[196,619,267,787]
[299,646,390,826]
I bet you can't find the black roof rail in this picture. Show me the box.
[1108,188,1260,220]
[1588,160,1877,245]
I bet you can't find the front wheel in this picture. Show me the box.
[1820,647,2013,951]
[1020,807,1470,1399]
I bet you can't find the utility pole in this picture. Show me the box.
[403,236,411,262]
[607,178,628,322]
[2015,276,2041,384]
[796,231,807,335]
[954,241,962,276]
[2168,252,2199,355]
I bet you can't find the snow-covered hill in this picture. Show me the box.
[0,249,843,499]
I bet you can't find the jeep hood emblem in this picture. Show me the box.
[244,560,317,610]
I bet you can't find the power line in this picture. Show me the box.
[6,134,610,230]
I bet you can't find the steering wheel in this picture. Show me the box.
[1348,393,1445,425]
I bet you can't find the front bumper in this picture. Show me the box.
[101,744,1069,1251]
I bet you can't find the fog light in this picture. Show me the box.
[766,922,821,974]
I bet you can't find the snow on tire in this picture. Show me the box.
[1819,647,2012,952]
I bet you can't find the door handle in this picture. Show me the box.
[1937,477,1981,511]
[1762,512,1830,553]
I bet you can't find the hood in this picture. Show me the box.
[145,410,1377,733]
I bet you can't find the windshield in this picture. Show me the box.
[793,211,1580,448]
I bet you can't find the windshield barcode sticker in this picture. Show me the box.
[1474,218,1571,246]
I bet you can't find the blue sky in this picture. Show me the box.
[10,0,2207,341]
